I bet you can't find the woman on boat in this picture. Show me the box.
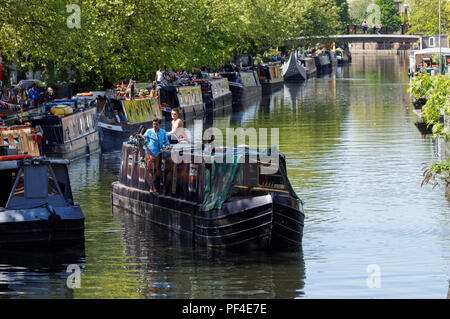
[167,107,187,143]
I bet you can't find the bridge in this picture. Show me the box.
[290,34,422,51]
[323,34,420,44]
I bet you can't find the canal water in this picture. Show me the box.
[1,55,449,299]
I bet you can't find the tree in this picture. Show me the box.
[334,0,351,32]
[0,0,346,90]
[408,0,450,35]
[349,0,373,25]
[374,0,402,33]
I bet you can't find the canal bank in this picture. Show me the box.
[0,55,449,298]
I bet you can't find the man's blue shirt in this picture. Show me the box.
[143,128,169,156]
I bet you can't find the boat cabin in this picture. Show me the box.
[409,48,450,76]
[158,84,205,119]
[118,142,299,208]
[0,125,40,157]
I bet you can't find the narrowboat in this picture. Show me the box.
[219,70,262,105]
[254,64,284,95]
[0,126,85,247]
[193,76,233,116]
[324,50,338,68]
[408,48,450,77]
[158,84,206,121]
[111,141,304,250]
[21,100,100,160]
[299,56,317,77]
[335,47,351,65]
[314,52,331,76]
[281,53,307,81]
[98,89,162,151]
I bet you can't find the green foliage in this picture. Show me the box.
[334,0,350,31]
[422,159,450,189]
[0,0,343,90]
[408,72,432,99]
[415,74,450,192]
[408,0,450,35]
[421,74,450,140]
[374,0,401,32]
[349,0,372,25]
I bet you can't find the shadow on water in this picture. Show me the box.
[0,244,85,298]
[112,206,306,298]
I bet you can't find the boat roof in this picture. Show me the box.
[413,48,450,56]
[0,157,70,170]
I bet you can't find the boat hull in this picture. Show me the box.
[0,206,85,247]
[112,181,303,249]
[43,131,100,160]
[229,83,262,105]
[205,92,233,116]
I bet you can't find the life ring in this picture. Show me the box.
[51,104,73,116]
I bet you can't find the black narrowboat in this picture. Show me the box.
[158,84,206,121]
[219,70,262,105]
[254,64,284,95]
[193,76,233,116]
[314,53,332,76]
[0,127,84,247]
[111,141,304,249]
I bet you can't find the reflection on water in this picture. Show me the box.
[110,206,305,298]
[0,245,85,299]
[0,54,449,298]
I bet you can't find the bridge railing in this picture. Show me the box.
[345,23,411,35]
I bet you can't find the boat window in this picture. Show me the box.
[78,117,83,134]
[85,115,90,131]
[19,136,26,153]
[92,113,97,128]
[13,136,19,147]
[127,155,133,179]
[3,137,9,145]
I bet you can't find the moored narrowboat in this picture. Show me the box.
[281,53,307,82]
[193,76,233,116]
[0,126,84,247]
[111,141,304,249]
[254,64,284,95]
[299,56,317,77]
[314,53,331,76]
[21,100,100,160]
[220,70,262,105]
[98,89,162,150]
[158,84,206,121]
